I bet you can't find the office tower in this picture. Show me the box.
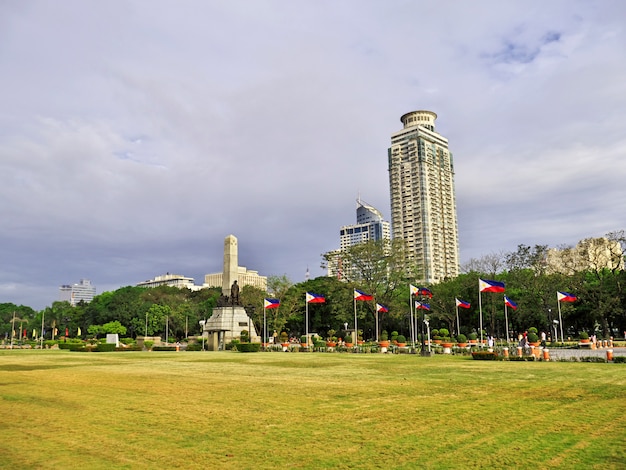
[59,279,96,306]
[339,198,391,251]
[326,198,391,278]
[388,110,459,283]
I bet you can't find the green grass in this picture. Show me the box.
[0,350,624,469]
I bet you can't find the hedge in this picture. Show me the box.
[236,343,261,352]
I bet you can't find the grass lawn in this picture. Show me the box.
[0,350,624,469]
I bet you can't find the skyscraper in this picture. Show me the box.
[339,198,390,251]
[388,110,459,283]
[326,198,391,278]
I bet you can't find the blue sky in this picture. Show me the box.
[2,0,626,309]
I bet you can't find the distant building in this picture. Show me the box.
[388,110,460,284]
[203,266,267,291]
[136,273,202,290]
[326,199,391,278]
[59,279,96,306]
[340,198,391,251]
[545,237,624,275]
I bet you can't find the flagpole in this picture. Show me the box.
[504,302,510,344]
[479,287,484,347]
[305,296,309,349]
[374,298,379,342]
[408,287,413,346]
[557,293,564,343]
[40,310,45,349]
[263,304,267,351]
[353,296,358,348]
[455,303,460,337]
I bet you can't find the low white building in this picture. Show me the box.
[136,273,202,290]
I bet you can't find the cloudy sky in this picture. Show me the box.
[2,0,625,310]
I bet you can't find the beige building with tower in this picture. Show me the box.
[388,110,460,284]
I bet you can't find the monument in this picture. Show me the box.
[203,234,259,350]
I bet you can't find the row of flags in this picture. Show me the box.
[263,281,578,314]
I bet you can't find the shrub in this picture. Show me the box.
[613,356,626,363]
[95,343,116,352]
[396,335,406,343]
[186,342,203,351]
[390,331,399,341]
[144,341,154,350]
[471,351,499,361]
[579,331,589,340]
[59,343,83,351]
[438,328,449,337]
[468,332,477,341]
[456,334,467,343]
[314,340,326,348]
[345,335,353,343]
[236,343,261,352]
[380,330,388,341]
[528,327,538,335]
[528,332,539,343]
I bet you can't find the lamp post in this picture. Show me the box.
[199,320,206,351]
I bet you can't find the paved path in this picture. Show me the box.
[541,346,625,360]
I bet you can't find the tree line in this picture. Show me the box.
[2,234,625,343]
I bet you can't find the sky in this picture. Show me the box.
[2,0,626,310]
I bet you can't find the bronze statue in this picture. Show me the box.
[230,280,240,306]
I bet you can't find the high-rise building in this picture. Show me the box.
[339,198,391,251]
[59,279,96,306]
[326,198,391,278]
[388,110,459,283]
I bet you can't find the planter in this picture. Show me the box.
[345,342,354,348]
[441,342,453,348]
[357,340,364,345]
[530,342,541,347]
[469,339,478,344]
[397,342,407,347]
[580,339,590,344]
[433,339,442,345]
[326,341,337,347]
[379,341,390,348]
[457,342,468,348]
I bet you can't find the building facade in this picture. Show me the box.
[136,273,201,290]
[59,279,96,306]
[545,237,624,275]
[326,199,391,278]
[388,110,459,283]
[339,198,391,251]
[203,266,267,291]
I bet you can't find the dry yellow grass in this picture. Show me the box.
[0,350,624,469]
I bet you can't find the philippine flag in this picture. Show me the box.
[417,287,433,298]
[479,279,506,293]
[415,301,431,310]
[504,296,518,310]
[264,298,280,309]
[376,303,388,313]
[455,298,471,309]
[557,291,577,303]
[354,289,373,301]
[410,284,419,296]
[306,292,326,303]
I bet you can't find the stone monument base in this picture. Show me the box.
[203,306,259,351]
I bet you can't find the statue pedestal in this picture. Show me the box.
[203,306,259,350]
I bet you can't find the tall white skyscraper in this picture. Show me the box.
[388,110,459,283]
